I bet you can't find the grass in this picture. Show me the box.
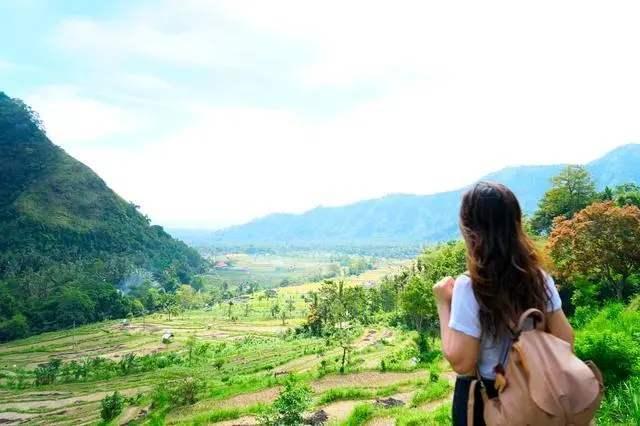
[177,403,268,425]
[340,403,376,426]
[597,377,640,425]
[341,402,452,426]
[0,260,451,425]
[317,384,399,404]
[410,379,451,407]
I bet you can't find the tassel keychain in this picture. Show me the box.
[494,363,508,393]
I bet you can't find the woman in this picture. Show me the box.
[432,182,574,425]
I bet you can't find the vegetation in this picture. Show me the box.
[258,375,312,425]
[0,93,205,341]
[1,94,640,425]
[530,165,597,234]
[100,391,125,422]
[549,201,640,300]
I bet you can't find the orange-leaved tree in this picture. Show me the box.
[548,201,640,301]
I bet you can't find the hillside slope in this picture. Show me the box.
[200,145,640,246]
[0,93,204,337]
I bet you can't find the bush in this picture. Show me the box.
[414,332,440,363]
[574,303,640,387]
[100,391,125,422]
[575,331,639,386]
[259,375,311,426]
[34,359,62,386]
[150,377,202,410]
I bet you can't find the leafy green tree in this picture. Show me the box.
[0,314,29,342]
[286,296,295,314]
[270,302,280,318]
[55,287,96,328]
[531,165,597,234]
[227,300,234,320]
[401,274,437,333]
[612,183,640,208]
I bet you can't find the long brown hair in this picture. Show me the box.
[460,181,550,337]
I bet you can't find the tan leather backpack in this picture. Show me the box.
[468,308,604,426]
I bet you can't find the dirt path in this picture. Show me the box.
[212,416,257,426]
[312,371,426,393]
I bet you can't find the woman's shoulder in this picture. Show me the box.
[453,273,474,297]
[454,273,472,286]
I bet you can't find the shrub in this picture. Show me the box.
[100,391,125,421]
[168,377,202,407]
[34,359,62,386]
[575,331,639,386]
[414,332,440,363]
[150,377,202,409]
[259,375,311,426]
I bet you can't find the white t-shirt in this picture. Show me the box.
[448,271,562,379]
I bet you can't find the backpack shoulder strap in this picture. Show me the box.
[467,369,490,426]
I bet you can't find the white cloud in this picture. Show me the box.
[0,59,15,71]
[39,0,640,227]
[26,86,143,144]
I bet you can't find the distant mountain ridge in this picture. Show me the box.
[183,144,640,246]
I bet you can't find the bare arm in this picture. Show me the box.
[437,301,480,375]
[546,309,574,349]
[433,277,480,375]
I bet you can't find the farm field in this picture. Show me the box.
[203,253,408,290]
[0,264,453,426]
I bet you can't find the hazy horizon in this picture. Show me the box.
[3,1,640,228]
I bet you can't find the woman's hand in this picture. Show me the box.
[432,276,455,305]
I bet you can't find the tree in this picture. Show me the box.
[227,301,234,320]
[548,201,640,300]
[0,314,29,342]
[612,183,640,208]
[531,165,597,234]
[159,293,179,320]
[55,287,96,328]
[286,296,295,314]
[270,302,281,318]
[175,284,198,310]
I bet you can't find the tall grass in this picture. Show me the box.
[410,379,451,407]
[597,377,640,425]
[340,403,376,426]
[317,384,399,404]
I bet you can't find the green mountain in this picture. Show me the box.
[195,145,640,246]
[0,93,204,339]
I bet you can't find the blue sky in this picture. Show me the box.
[2,1,640,228]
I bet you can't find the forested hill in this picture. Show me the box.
[196,144,640,246]
[0,92,204,339]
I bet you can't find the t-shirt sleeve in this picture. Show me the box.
[544,272,562,312]
[448,275,482,339]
